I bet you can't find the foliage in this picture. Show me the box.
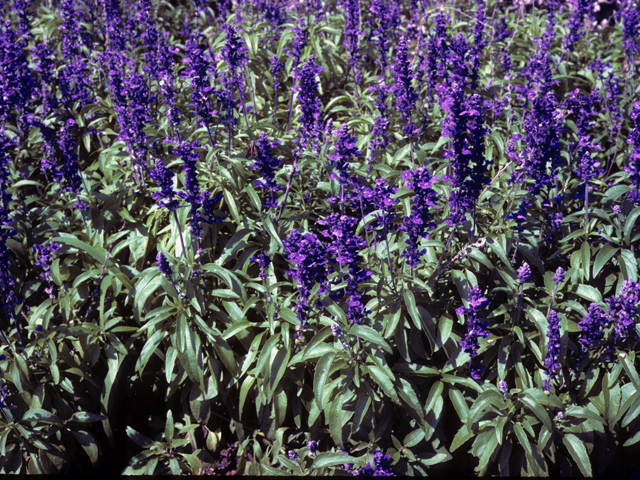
[0,0,640,476]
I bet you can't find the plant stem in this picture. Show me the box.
[276,154,300,223]
[173,210,188,260]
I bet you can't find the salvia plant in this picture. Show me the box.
[1,0,640,476]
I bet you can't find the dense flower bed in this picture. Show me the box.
[0,0,639,475]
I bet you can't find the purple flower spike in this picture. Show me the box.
[288,450,298,461]
[149,158,180,212]
[553,267,565,284]
[577,302,607,353]
[499,380,509,393]
[308,440,318,454]
[156,252,173,278]
[331,323,342,337]
[284,230,331,327]
[33,242,60,280]
[517,263,531,284]
[356,450,393,476]
[250,252,271,279]
[250,132,283,209]
[392,35,418,137]
[626,101,640,202]
[543,309,562,391]
[399,168,439,269]
[294,56,325,152]
[608,280,640,341]
[457,286,490,359]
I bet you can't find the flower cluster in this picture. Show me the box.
[33,242,60,304]
[562,0,592,52]
[183,34,215,125]
[33,242,60,280]
[256,0,286,28]
[294,56,325,152]
[510,90,563,196]
[156,252,172,278]
[287,18,307,71]
[220,23,249,118]
[361,177,398,243]
[250,252,271,279]
[543,309,562,391]
[327,123,361,188]
[577,302,608,356]
[626,101,640,202]
[318,214,372,325]
[440,90,491,227]
[565,90,603,195]
[368,77,391,166]
[356,450,394,476]
[391,36,418,137]
[173,140,204,238]
[619,0,640,65]
[506,196,531,235]
[149,158,180,212]
[250,132,283,209]
[340,0,362,92]
[283,230,330,326]
[457,285,490,378]
[517,262,531,284]
[58,119,86,208]
[420,12,450,101]
[608,280,640,341]
[578,281,640,356]
[553,267,565,284]
[399,168,439,269]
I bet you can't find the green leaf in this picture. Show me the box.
[51,236,110,267]
[71,430,100,465]
[126,426,154,448]
[621,395,640,428]
[562,433,592,477]
[351,394,371,438]
[397,378,425,424]
[239,376,255,421]
[135,329,167,375]
[262,214,283,250]
[476,430,499,475]
[624,206,640,245]
[620,353,640,390]
[623,425,640,447]
[486,236,513,271]
[303,327,333,359]
[593,244,618,278]
[348,325,392,354]
[520,393,553,432]
[581,242,591,281]
[314,352,336,411]
[268,346,291,398]
[165,409,175,444]
[448,388,469,419]
[451,424,474,452]
[467,390,503,430]
[574,284,603,304]
[513,423,532,459]
[620,249,638,282]
[22,409,63,426]
[328,390,346,448]
[365,364,399,403]
[312,452,359,469]
[69,412,106,423]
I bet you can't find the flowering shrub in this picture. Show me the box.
[0,0,639,477]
